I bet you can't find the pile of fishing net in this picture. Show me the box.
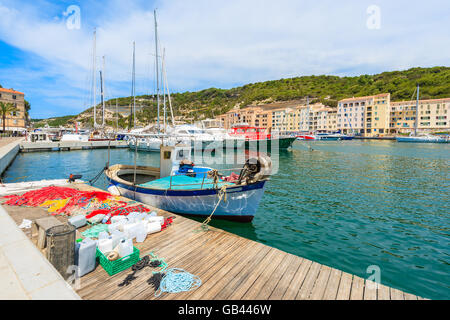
[0,186,148,218]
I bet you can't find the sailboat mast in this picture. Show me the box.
[162,49,175,127]
[101,56,106,127]
[92,29,97,128]
[306,96,310,132]
[154,9,160,134]
[116,98,118,132]
[132,41,136,129]
[414,84,419,136]
[100,70,104,128]
[162,48,167,133]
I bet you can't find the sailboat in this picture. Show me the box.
[108,10,273,222]
[396,85,449,143]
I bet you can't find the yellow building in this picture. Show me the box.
[338,93,390,137]
[0,88,27,132]
[271,103,336,133]
[216,100,304,130]
[390,98,450,134]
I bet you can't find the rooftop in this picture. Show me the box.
[0,88,24,95]
[340,93,389,102]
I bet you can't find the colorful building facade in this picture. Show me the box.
[0,88,27,132]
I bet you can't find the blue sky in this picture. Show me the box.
[0,0,449,119]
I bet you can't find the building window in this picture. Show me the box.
[12,95,17,99]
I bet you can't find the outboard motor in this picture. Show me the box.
[238,151,272,185]
[178,159,196,178]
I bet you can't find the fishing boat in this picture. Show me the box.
[105,144,272,222]
[396,84,449,143]
[229,124,296,150]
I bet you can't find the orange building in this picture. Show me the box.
[0,88,27,132]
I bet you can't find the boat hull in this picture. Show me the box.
[396,137,448,143]
[107,177,267,222]
[244,137,296,151]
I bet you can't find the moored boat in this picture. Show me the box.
[105,145,272,222]
[396,135,449,143]
[315,133,341,141]
[296,134,316,140]
[229,124,296,151]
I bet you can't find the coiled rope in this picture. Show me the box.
[155,268,201,297]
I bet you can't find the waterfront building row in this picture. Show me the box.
[216,94,450,137]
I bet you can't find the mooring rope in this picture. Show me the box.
[195,184,227,232]
[154,268,201,297]
[89,166,107,185]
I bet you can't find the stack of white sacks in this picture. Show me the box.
[97,211,164,258]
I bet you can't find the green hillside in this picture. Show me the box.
[33,66,450,127]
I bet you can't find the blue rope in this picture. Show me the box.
[155,268,201,297]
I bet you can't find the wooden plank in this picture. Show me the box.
[390,287,405,300]
[77,218,204,297]
[309,265,332,300]
[377,283,391,300]
[227,247,281,300]
[295,261,322,300]
[268,255,303,300]
[336,272,353,300]
[206,243,272,300]
[111,230,233,300]
[350,276,365,300]
[241,249,288,300]
[103,229,227,300]
[322,268,342,300]
[404,292,418,300]
[177,239,259,300]
[364,280,378,300]
[133,233,244,300]
[281,259,312,300]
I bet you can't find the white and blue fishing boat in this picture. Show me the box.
[105,144,272,222]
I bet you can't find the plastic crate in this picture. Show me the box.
[96,247,140,276]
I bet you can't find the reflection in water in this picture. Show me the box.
[3,140,450,299]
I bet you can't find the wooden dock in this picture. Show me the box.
[20,140,128,152]
[1,182,425,300]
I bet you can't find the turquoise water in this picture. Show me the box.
[2,140,449,299]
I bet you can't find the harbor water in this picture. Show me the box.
[2,140,449,299]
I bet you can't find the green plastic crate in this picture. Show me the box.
[96,247,140,276]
